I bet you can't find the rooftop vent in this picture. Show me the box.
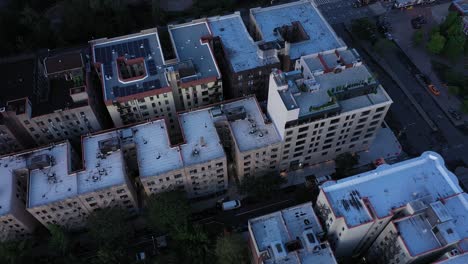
[28,154,52,170]
[98,137,120,155]
[192,148,200,156]
[302,231,319,252]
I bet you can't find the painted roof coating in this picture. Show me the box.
[168,21,220,81]
[321,152,464,227]
[208,13,279,73]
[249,202,337,264]
[250,0,344,60]
[91,29,168,101]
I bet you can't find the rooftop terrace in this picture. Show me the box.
[250,0,344,60]
[272,65,389,119]
[91,29,168,102]
[168,21,220,83]
[249,202,337,264]
[321,152,464,227]
[208,13,280,73]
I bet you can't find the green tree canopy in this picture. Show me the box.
[426,32,446,54]
[239,174,286,201]
[87,207,133,251]
[0,239,33,264]
[146,190,191,234]
[48,225,70,257]
[215,234,248,264]
[412,29,424,46]
[333,152,360,179]
[351,18,377,41]
[172,225,212,264]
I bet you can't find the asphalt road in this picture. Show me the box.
[331,24,468,164]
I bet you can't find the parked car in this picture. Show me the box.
[222,200,241,211]
[428,84,440,96]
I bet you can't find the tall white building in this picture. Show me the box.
[248,202,338,264]
[267,49,392,173]
[315,151,466,260]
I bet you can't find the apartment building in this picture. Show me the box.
[0,116,23,155]
[25,137,137,230]
[315,151,466,259]
[267,50,392,173]
[249,0,345,71]
[167,20,223,110]
[208,12,280,101]
[434,251,468,263]
[0,50,105,150]
[248,202,337,264]
[91,28,176,128]
[367,193,467,264]
[0,151,40,241]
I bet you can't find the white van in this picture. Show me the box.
[222,200,241,211]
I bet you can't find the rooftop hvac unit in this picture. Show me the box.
[28,154,52,170]
[98,137,120,155]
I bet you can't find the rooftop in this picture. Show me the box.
[453,0,468,13]
[272,65,389,119]
[436,252,468,264]
[179,109,225,166]
[221,97,281,152]
[249,202,337,264]
[168,21,220,83]
[321,152,464,227]
[443,193,468,243]
[132,120,183,177]
[77,131,127,194]
[208,13,280,73]
[250,0,344,60]
[27,142,76,208]
[396,214,442,256]
[91,29,168,102]
[0,53,89,117]
[44,50,84,75]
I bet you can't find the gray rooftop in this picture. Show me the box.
[223,97,281,152]
[250,0,344,60]
[179,109,225,166]
[249,202,337,264]
[168,21,220,82]
[272,65,390,119]
[77,131,127,194]
[208,13,280,73]
[321,152,464,227]
[133,120,184,177]
[91,29,168,101]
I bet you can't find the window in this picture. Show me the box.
[298,126,308,132]
[361,110,371,116]
[24,120,30,125]
[376,106,385,112]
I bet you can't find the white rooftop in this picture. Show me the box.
[443,193,468,244]
[396,214,442,256]
[77,131,127,194]
[27,143,77,208]
[321,152,464,227]
[208,13,280,73]
[250,0,344,60]
[133,120,183,177]
[249,202,337,264]
[224,97,281,152]
[436,252,468,264]
[179,109,225,166]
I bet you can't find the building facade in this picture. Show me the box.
[248,202,337,264]
[267,49,392,174]
[315,151,467,261]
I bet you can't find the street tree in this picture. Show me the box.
[426,32,446,54]
[48,225,70,257]
[239,174,286,201]
[87,207,133,251]
[333,152,360,179]
[215,234,248,264]
[412,30,424,46]
[173,225,212,264]
[0,239,33,264]
[146,190,191,234]
[351,18,377,41]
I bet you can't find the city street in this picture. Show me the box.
[316,0,388,24]
[332,24,468,165]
